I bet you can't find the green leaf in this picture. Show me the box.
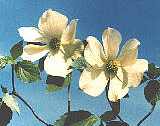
[140,74,149,84]
[147,63,160,79]
[1,86,8,94]
[0,56,15,70]
[106,121,129,126]
[10,41,23,59]
[72,57,90,71]
[53,110,99,126]
[46,74,72,92]
[100,101,120,122]
[0,102,13,126]
[144,80,160,105]
[100,111,116,121]
[15,60,41,83]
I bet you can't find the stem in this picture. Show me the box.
[11,64,52,126]
[68,83,71,113]
[137,104,156,126]
[11,64,16,92]
[13,92,53,126]
[105,78,124,122]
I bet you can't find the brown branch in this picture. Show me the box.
[105,78,125,122]
[137,104,155,126]
[11,65,53,126]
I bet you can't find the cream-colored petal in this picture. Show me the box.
[61,19,78,44]
[108,78,129,102]
[102,27,122,58]
[123,59,148,87]
[108,67,129,102]
[108,69,129,102]
[38,9,68,38]
[18,27,43,42]
[84,36,105,67]
[2,93,20,114]
[79,68,108,97]
[124,59,148,73]
[118,39,140,66]
[21,44,49,62]
[44,51,69,77]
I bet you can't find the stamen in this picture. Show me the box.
[48,38,60,53]
[104,60,118,78]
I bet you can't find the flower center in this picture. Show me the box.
[48,38,60,53]
[104,60,118,77]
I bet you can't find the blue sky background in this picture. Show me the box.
[0,0,160,126]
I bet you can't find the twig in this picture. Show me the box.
[11,64,53,126]
[105,78,124,122]
[67,83,71,113]
[11,64,16,92]
[13,92,53,126]
[137,104,156,126]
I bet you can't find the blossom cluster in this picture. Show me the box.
[18,9,148,102]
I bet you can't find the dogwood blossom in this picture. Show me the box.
[79,28,148,102]
[18,9,83,78]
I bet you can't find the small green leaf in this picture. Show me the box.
[53,110,99,126]
[72,57,90,71]
[15,60,41,83]
[10,41,23,59]
[106,121,129,126]
[0,56,15,70]
[144,80,160,105]
[0,102,13,126]
[147,63,160,79]
[140,74,149,84]
[38,56,46,72]
[1,86,8,94]
[100,111,116,121]
[46,74,72,92]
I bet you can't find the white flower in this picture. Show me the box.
[79,27,148,102]
[18,9,83,78]
[2,93,20,114]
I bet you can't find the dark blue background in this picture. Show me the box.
[0,0,159,125]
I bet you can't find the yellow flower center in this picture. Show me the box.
[104,60,119,77]
[48,38,60,53]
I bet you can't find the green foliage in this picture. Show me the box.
[100,111,116,121]
[147,63,160,79]
[144,80,160,105]
[15,60,41,83]
[72,57,90,71]
[10,41,23,60]
[1,86,8,94]
[0,56,15,70]
[106,121,129,126]
[0,102,13,126]
[100,101,120,122]
[46,74,72,92]
[53,110,100,126]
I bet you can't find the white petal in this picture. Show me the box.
[61,19,78,44]
[108,68,129,102]
[79,68,108,96]
[44,51,69,77]
[18,27,43,42]
[2,93,20,114]
[102,27,122,58]
[21,44,49,62]
[38,9,68,38]
[84,36,105,67]
[123,59,148,87]
[118,39,140,66]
